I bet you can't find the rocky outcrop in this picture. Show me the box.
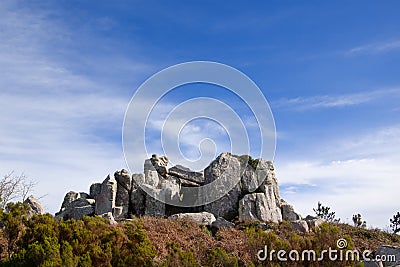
[55,153,301,226]
[203,153,242,220]
[304,215,324,230]
[291,220,309,233]
[238,193,282,223]
[149,154,169,177]
[169,165,204,185]
[55,198,95,220]
[211,217,235,231]
[362,245,400,267]
[281,200,301,221]
[95,174,117,215]
[168,212,216,226]
[24,195,44,216]
[375,245,400,267]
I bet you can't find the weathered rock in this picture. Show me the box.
[291,220,309,233]
[55,198,95,220]
[281,200,301,221]
[79,192,90,199]
[144,170,160,187]
[169,212,216,226]
[130,187,146,216]
[257,159,281,208]
[71,198,95,207]
[115,169,131,217]
[203,153,242,220]
[304,215,324,230]
[239,193,282,223]
[99,212,116,225]
[132,173,145,185]
[150,154,169,167]
[143,185,165,217]
[374,245,400,267]
[160,177,182,203]
[95,174,117,215]
[24,195,44,216]
[240,164,259,193]
[70,205,95,220]
[90,183,102,198]
[178,178,201,187]
[150,154,169,177]
[112,206,123,219]
[55,153,290,225]
[144,159,155,173]
[60,191,80,210]
[169,165,204,185]
[211,217,235,231]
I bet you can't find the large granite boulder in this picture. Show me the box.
[203,153,242,220]
[240,163,259,193]
[291,220,309,233]
[168,212,216,226]
[160,177,182,203]
[169,165,204,185]
[95,174,117,215]
[55,153,294,226]
[143,185,165,217]
[70,205,95,220]
[144,170,160,187]
[60,191,80,210]
[374,245,400,267]
[304,215,324,230]
[145,195,165,217]
[257,159,281,208]
[90,183,102,198]
[281,199,301,221]
[24,195,45,216]
[211,217,235,232]
[115,169,132,217]
[150,154,169,177]
[238,193,282,223]
[130,174,146,215]
[55,198,95,220]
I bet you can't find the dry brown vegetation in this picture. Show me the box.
[1,209,400,266]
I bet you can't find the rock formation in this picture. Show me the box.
[24,195,45,216]
[55,153,305,226]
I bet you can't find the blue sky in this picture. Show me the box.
[1,1,400,228]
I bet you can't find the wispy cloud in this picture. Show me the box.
[276,125,400,228]
[0,2,151,214]
[272,88,400,111]
[347,40,400,55]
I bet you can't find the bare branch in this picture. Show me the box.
[0,172,36,208]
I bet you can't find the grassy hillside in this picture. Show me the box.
[0,204,399,266]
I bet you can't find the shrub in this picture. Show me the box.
[206,247,238,267]
[352,214,367,228]
[162,242,199,267]
[390,212,400,234]
[313,202,339,223]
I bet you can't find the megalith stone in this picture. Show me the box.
[239,193,282,223]
[203,153,242,220]
[24,195,45,216]
[95,174,117,215]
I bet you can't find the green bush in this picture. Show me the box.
[162,242,199,267]
[206,247,238,267]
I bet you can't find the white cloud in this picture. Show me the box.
[272,88,400,111]
[0,2,150,214]
[275,125,400,228]
[347,40,400,55]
